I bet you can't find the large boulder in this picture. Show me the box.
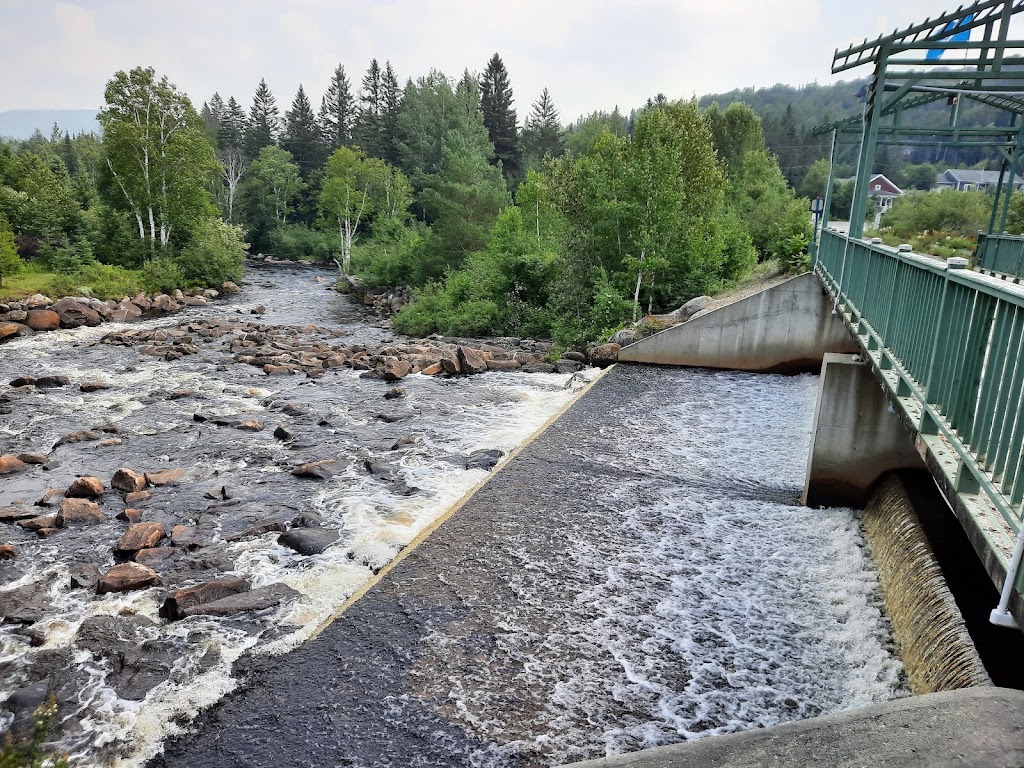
[588,343,621,368]
[673,294,712,322]
[381,359,412,381]
[0,454,28,474]
[56,498,104,526]
[0,322,33,341]
[116,522,166,553]
[610,328,640,346]
[23,310,60,331]
[96,562,160,594]
[65,476,105,498]
[457,345,488,375]
[111,468,147,494]
[159,577,251,620]
[278,528,339,555]
[51,297,102,328]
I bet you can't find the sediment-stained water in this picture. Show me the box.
[0,267,598,766]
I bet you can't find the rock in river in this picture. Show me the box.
[115,522,166,553]
[65,476,105,498]
[278,528,339,555]
[56,498,104,526]
[97,562,161,594]
[159,577,251,620]
[111,468,147,494]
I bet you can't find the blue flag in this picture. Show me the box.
[927,14,973,60]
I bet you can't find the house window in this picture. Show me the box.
[874,184,882,190]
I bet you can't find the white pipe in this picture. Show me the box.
[989,521,1024,628]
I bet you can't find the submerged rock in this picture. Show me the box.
[278,528,339,555]
[159,577,251,620]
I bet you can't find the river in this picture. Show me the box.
[0,266,906,767]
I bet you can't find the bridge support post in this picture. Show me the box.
[803,353,924,508]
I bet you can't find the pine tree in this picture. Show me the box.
[244,78,280,159]
[479,53,520,183]
[381,61,402,166]
[522,87,563,165]
[354,59,384,158]
[281,84,323,176]
[318,64,355,151]
[218,96,247,151]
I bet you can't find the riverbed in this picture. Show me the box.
[0,267,906,767]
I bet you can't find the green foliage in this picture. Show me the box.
[100,66,218,256]
[881,190,990,238]
[704,102,765,177]
[354,218,431,286]
[141,257,185,294]
[268,223,339,262]
[240,146,303,250]
[563,109,627,158]
[0,220,21,287]
[175,218,248,287]
[729,149,811,260]
[0,698,70,768]
[46,237,96,275]
[418,134,508,275]
[47,263,143,300]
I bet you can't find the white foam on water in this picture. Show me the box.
[403,369,906,766]
[1,345,597,767]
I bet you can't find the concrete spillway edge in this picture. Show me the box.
[306,364,618,641]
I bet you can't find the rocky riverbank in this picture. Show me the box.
[0,283,241,343]
[0,265,606,765]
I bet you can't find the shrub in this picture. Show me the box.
[268,223,339,263]
[141,258,186,294]
[0,697,70,768]
[175,218,248,288]
[47,263,142,300]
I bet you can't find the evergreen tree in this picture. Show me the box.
[244,78,280,159]
[479,53,520,184]
[281,84,323,176]
[354,59,384,158]
[381,61,402,166]
[217,96,247,151]
[318,64,355,151]
[521,88,563,166]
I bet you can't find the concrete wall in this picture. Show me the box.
[558,687,1024,768]
[618,273,859,373]
[803,354,924,508]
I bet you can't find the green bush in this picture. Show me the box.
[268,223,339,263]
[175,218,248,288]
[0,698,69,768]
[141,257,186,294]
[881,190,990,238]
[47,263,142,300]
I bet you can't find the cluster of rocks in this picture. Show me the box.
[98,318,622,376]
[361,285,412,315]
[0,283,241,343]
[609,294,712,346]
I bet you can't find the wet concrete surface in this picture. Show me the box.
[149,364,903,768]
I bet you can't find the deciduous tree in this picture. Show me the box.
[98,66,217,256]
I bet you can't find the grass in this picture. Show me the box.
[0,266,57,301]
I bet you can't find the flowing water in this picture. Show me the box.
[0,267,907,767]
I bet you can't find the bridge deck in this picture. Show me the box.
[816,228,1024,623]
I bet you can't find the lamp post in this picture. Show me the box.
[810,196,825,267]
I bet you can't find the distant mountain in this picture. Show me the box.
[0,109,100,139]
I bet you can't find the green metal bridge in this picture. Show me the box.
[814,1,1024,626]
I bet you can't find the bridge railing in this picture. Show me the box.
[817,227,1024,533]
[976,232,1024,279]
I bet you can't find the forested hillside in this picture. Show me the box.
[0,57,814,349]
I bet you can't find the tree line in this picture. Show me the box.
[0,54,810,348]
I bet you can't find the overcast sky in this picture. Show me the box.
[0,0,1016,123]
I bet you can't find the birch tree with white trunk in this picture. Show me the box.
[99,67,217,257]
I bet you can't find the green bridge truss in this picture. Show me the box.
[814,1,1024,627]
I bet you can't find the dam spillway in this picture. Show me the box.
[152,363,906,768]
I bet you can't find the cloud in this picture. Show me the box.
[2,0,1020,125]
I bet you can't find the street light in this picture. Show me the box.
[810,196,825,266]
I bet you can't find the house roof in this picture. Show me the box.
[937,169,1024,185]
[835,173,903,195]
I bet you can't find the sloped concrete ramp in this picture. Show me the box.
[559,687,1024,768]
[618,273,858,372]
